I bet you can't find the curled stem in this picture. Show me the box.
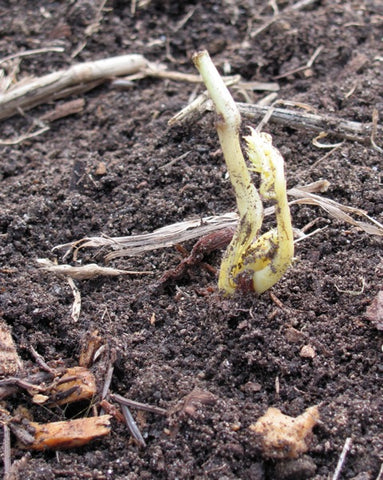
[193,50,294,295]
[193,50,263,294]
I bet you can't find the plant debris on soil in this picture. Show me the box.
[0,1,382,479]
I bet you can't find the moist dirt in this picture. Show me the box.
[0,1,382,479]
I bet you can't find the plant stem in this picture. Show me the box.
[192,50,263,294]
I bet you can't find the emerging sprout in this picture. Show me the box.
[192,50,294,294]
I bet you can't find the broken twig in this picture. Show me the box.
[0,46,65,66]
[170,97,382,144]
[111,393,167,416]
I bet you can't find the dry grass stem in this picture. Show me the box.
[237,103,382,143]
[120,404,146,448]
[0,47,65,66]
[273,45,324,79]
[0,54,148,121]
[101,364,114,401]
[332,437,352,480]
[111,393,167,416]
[312,132,344,149]
[67,277,81,323]
[37,259,153,322]
[170,98,381,143]
[54,181,383,262]
[250,0,316,38]
[71,0,109,58]
[0,126,50,146]
[37,259,152,279]
[3,424,11,476]
[29,346,56,375]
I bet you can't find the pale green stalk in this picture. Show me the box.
[192,50,263,294]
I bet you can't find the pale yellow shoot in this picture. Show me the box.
[193,50,294,295]
[239,130,294,293]
[192,50,263,295]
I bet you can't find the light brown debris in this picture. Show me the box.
[250,406,320,459]
[0,319,23,376]
[365,290,383,331]
[0,54,148,121]
[300,345,316,359]
[37,259,152,280]
[181,389,217,418]
[19,415,111,450]
[45,366,97,406]
[79,330,103,368]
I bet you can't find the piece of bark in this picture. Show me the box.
[0,319,23,376]
[0,372,53,401]
[365,290,383,330]
[18,415,111,450]
[39,98,85,122]
[45,367,97,406]
[79,330,103,368]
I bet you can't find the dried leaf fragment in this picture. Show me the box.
[365,290,383,330]
[79,330,103,367]
[182,389,216,418]
[47,367,97,406]
[19,415,111,450]
[171,389,217,418]
[0,319,23,376]
[249,406,320,459]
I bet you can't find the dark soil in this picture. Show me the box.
[0,1,382,479]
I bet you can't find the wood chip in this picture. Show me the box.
[19,415,111,450]
[46,367,97,406]
[365,291,383,331]
[95,161,107,176]
[79,330,103,368]
[0,319,23,376]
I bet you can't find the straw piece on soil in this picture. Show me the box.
[0,54,148,121]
